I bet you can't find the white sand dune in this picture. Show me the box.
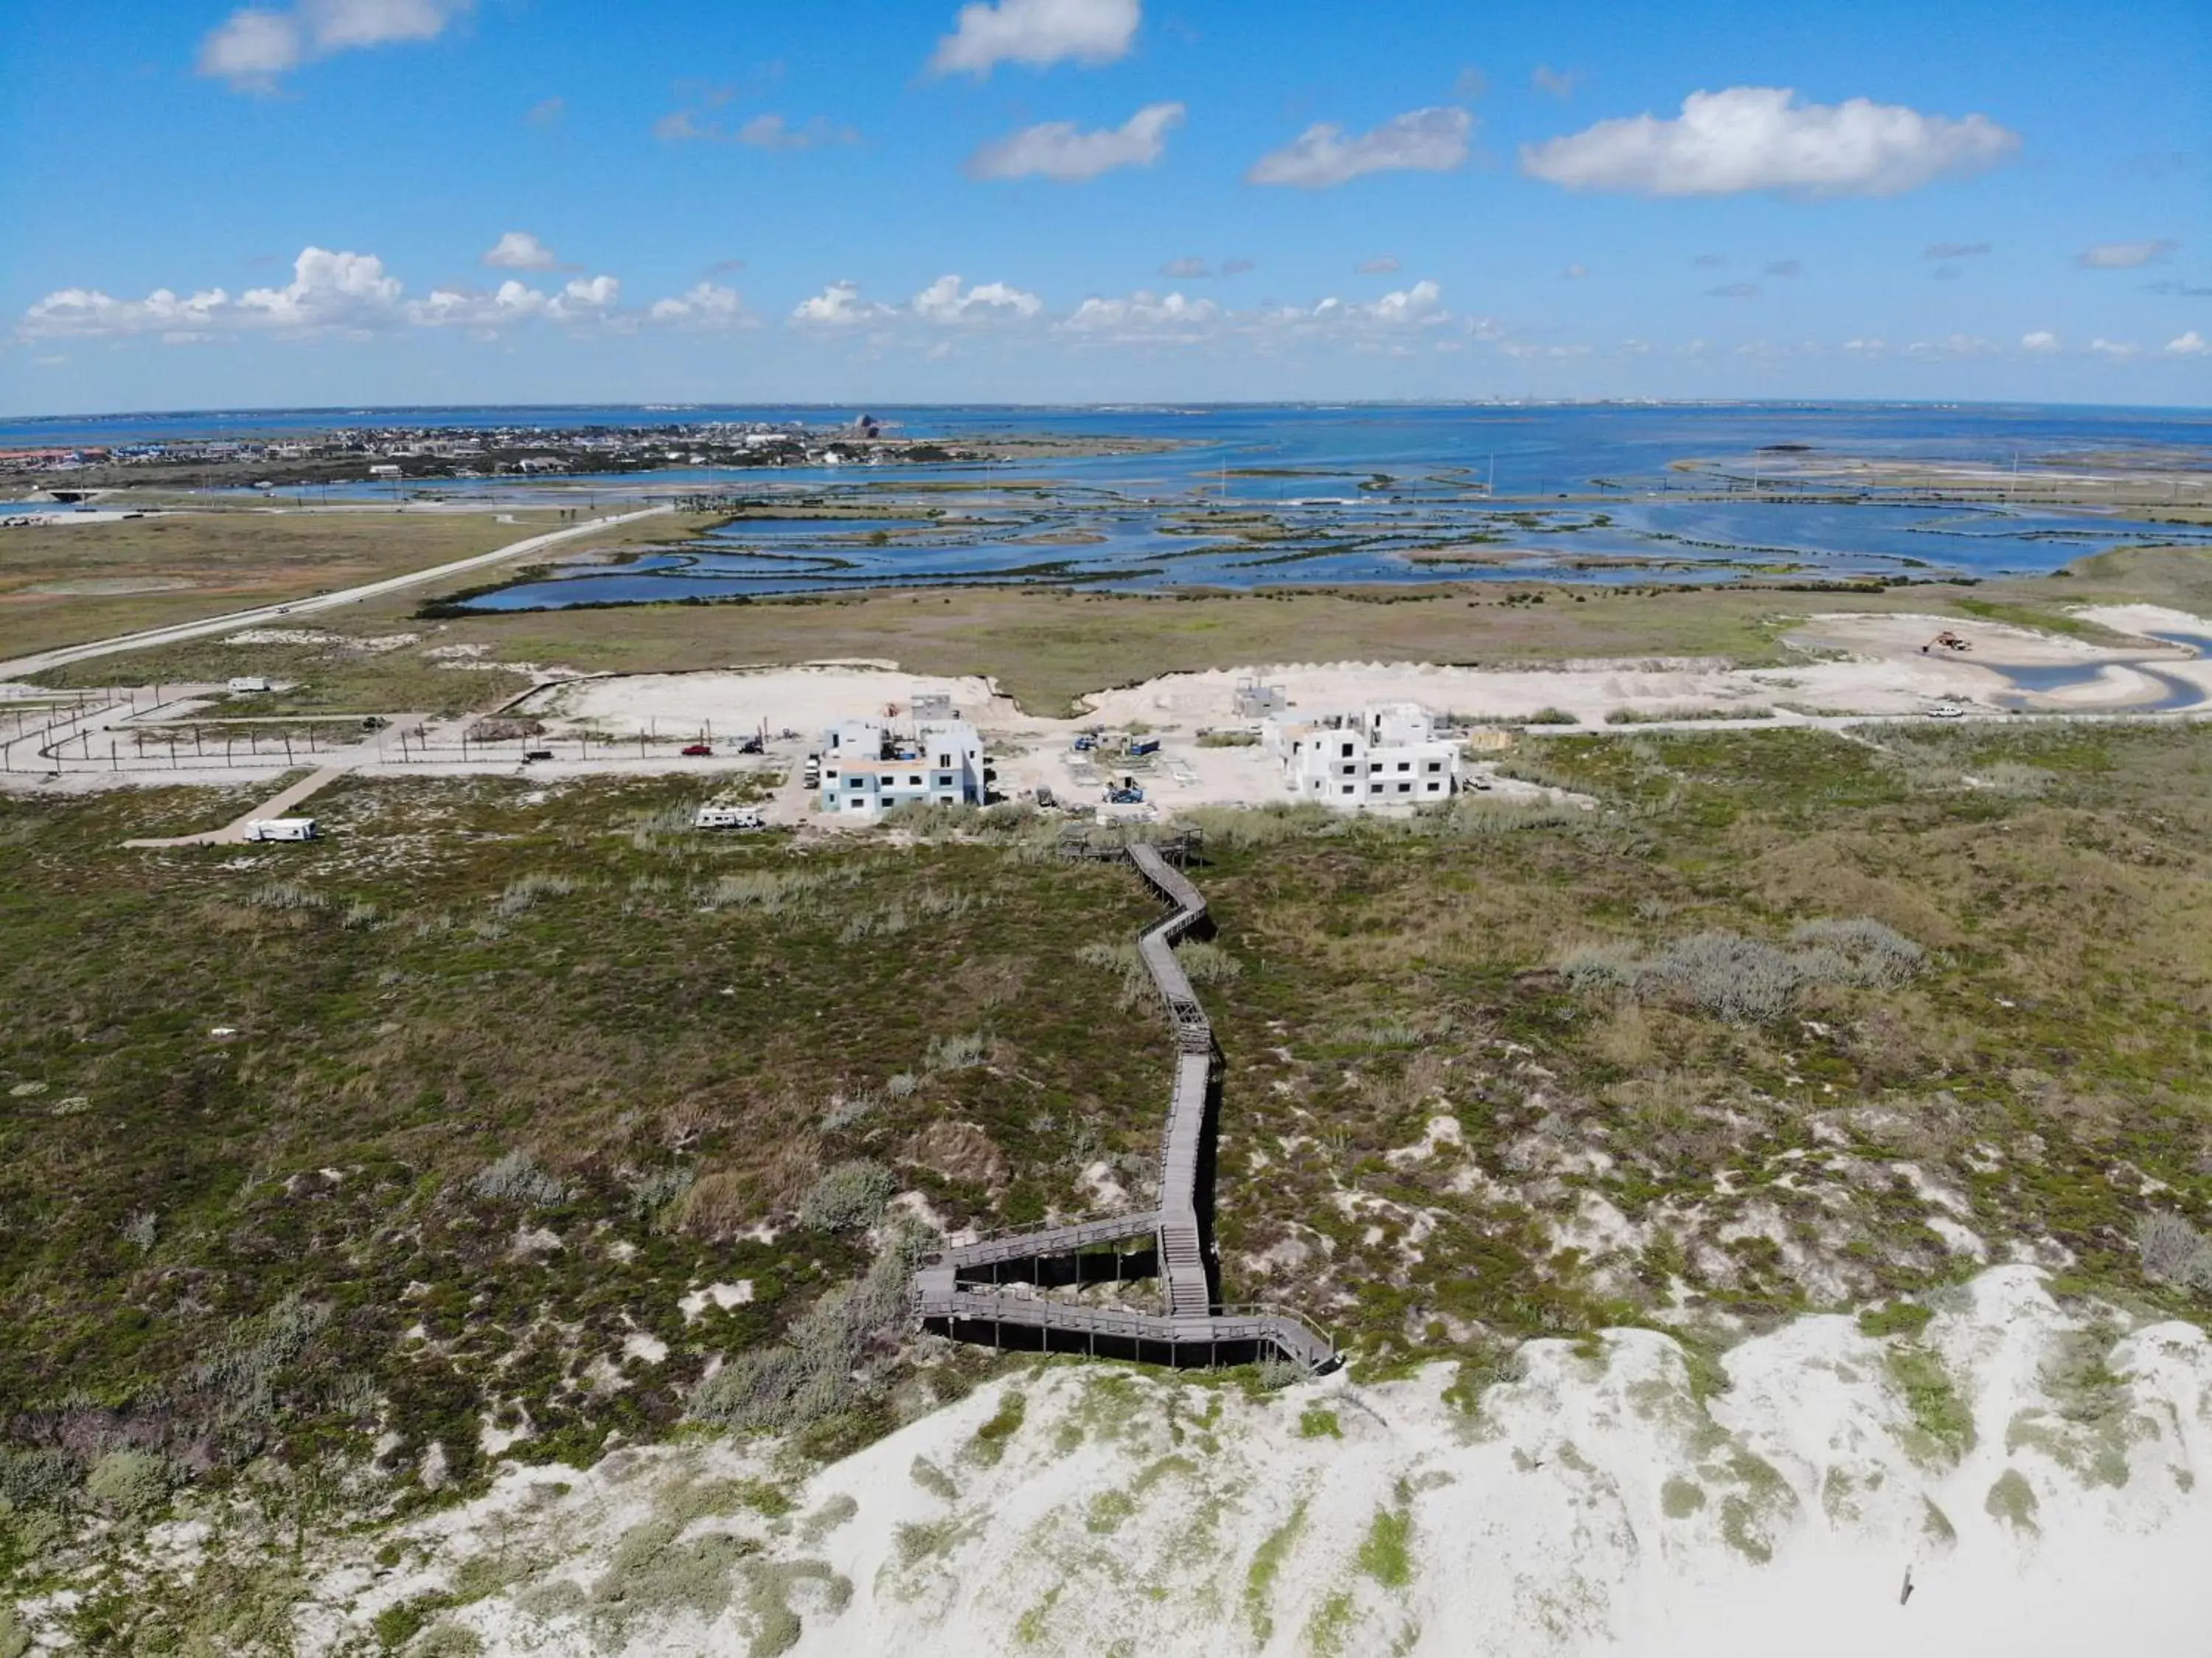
[290,1265,2211,1657]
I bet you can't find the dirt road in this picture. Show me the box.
[0,505,671,681]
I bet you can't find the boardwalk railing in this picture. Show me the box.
[910,832,1340,1374]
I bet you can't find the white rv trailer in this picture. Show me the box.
[244,818,318,842]
[693,804,765,830]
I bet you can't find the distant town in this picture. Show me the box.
[0,416,1126,492]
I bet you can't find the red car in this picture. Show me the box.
[681,743,714,757]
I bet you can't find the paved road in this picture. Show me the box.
[0,505,672,681]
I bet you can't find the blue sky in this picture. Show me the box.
[1,0,2206,413]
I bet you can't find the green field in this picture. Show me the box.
[0,507,699,665]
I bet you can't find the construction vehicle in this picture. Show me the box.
[1105,782,1147,805]
[1923,631,1972,654]
[1127,737,1162,757]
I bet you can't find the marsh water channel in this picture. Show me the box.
[39,402,2199,604]
[456,486,2211,609]
[389,405,2204,606]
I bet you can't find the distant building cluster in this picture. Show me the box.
[0,418,978,485]
[1264,702,1461,807]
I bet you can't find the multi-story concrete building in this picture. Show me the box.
[819,718,987,816]
[1262,702,1459,808]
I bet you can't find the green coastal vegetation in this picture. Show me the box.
[3,713,2208,1626]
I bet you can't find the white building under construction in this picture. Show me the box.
[1263,702,1459,808]
[818,717,986,815]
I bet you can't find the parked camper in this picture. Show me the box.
[694,804,765,830]
[245,817,317,842]
[228,676,272,694]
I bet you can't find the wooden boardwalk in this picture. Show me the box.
[912,836,1338,1373]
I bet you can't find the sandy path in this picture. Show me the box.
[121,764,356,847]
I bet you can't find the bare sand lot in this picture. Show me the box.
[523,600,2212,760]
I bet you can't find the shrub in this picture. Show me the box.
[924,1031,989,1072]
[799,1161,895,1233]
[1077,940,1151,1007]
[2138,1213,2212,1290]
[470,1148,568,1207]
[85,1449,171,1518]
[1604,705,1770,725]
[492,873,577,918]
[0,1449,81,1513]
[819,1093,875,1134]
[675,1170,753,1240]
[1179,803,1342,849]
[192,1293,331,1405]
[1788,918,1928,987]
[690,1225,927,1434]
[1178,940,1243,985]
[697,870,830,914]
[1526,707,1582,725]
[627,1165,694,1229]
[246,881,327,912]
[1562,918,1931,1024]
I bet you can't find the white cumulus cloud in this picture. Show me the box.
[18,247,635,342]
[481,231,562,271]
[1360,280,1447,325]
[1059,291,1219,337]
[911,274,1044,325]
[1247,107,1472,190]
[1906,334,1994,358]
[1520,86,2020,198]
[647,282,753,331]
[930,0,1139,76]
[2168,330,2208,356]
[198,0,473,91]
[967,102,1184,181]
[790,280,896,328]
[2022,330,2061,353]
[2089,338,2139,358]
[2076,240,2179,269]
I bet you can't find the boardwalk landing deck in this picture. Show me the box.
[912,837,1338,1373]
